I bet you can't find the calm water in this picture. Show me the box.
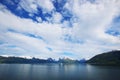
[0,64,120,80]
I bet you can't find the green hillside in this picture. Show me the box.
[87,50,120,66]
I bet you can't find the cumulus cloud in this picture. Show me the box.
[52,12,63,23]
[0,0,120,59]
[19,0,54,13]
[64,0,120,44]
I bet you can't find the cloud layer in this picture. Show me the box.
[0,0,120,59]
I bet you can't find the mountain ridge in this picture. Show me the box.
[87,50,120,65]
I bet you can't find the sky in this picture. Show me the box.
[0,0,120,59]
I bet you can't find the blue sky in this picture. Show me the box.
[0,0,120,59]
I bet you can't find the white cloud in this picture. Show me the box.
[0,4,63,59]
[36,17,42,23]
[0,0,120,59]
[64,0,120,44]
[19,0,54,13]
[19,0,38,13]
[52,12,63,23]
[36,0,54,12]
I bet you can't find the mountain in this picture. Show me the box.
[87,50,120,65]
[0,56,86,64]
[0,56,57,64]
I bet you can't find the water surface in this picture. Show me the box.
[0,64,120,80]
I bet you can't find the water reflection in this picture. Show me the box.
[0,64,120,80]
